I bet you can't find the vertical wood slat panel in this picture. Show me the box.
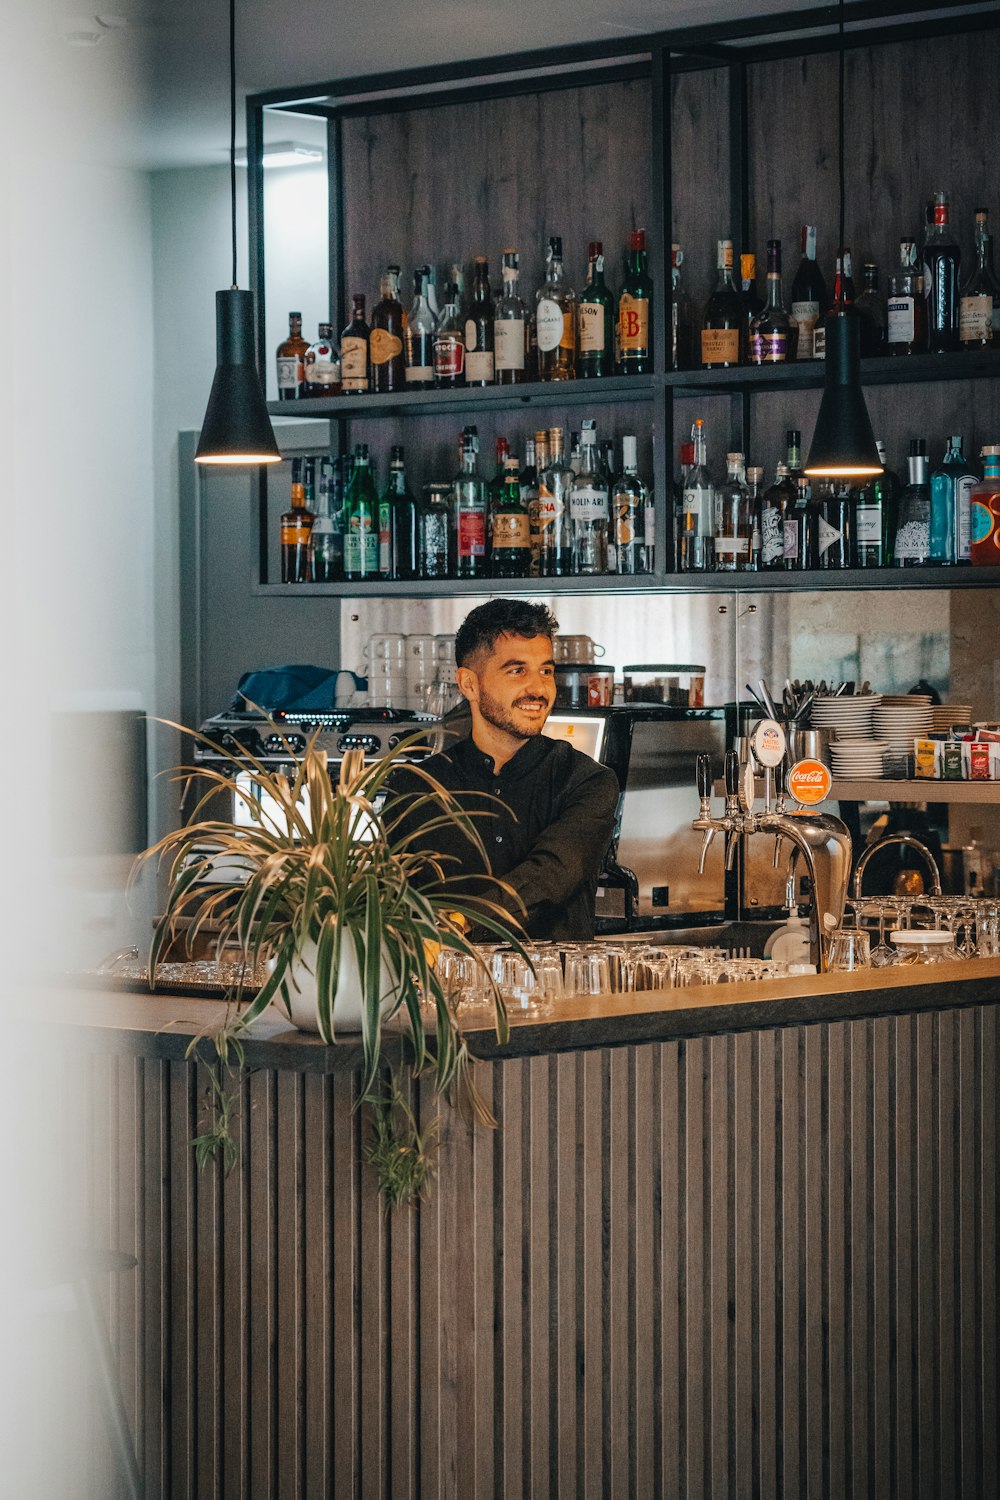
[579,1048,604,1500]
[247,1068,277,1498]
[221,1068,248,1500]
[684,1036,706,1498]
[607,1046,630,1496]
[526,1054,551,1496]
[169,1060,196,1494]
[302,1073,331,1500]
[553,1051,578,1499]
[981,1005,999,1490]
[630,1045,655,1500]
[330,1068,358,1495]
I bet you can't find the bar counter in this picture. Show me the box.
[49,963,1000,1498]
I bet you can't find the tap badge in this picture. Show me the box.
[788,758,833,806]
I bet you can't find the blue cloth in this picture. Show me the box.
[233,665,364,714]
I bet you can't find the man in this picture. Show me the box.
[390,599,619,941]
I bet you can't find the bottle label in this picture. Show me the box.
[761,508,784,564]
[682,483,714,536]
[276,356,301,390]
[956,475,975,560]
[887,297,916,344]
[457,509,486,557]
[789,301,820,359]
[855,504,882,543]
[644,502,655,549]
[369,327,402,366]
[536,299,564,352]
[714,537,748,555]
[493,512,531,548]
[700,327,740,365]
[405,363,433,383]
[344,517,378,573]
[813,324,826,358]
[378,502,391,572]
[613,498,638,545]
[783,518,799,560]
[894,519,929,560]
[306,358,339,387]
[464,319,478,350]
[971,499,995,546]
[466,350,495,382]
[341,336,368,383]
[750,330,787,363]
[494,319,525,370]
[570,485,608,522]
[618,295,649,353]
[816,513,842,555]
[404,330,434,378]
[535,484,563,541]
[434,334,465,379]
[578,302,606,352]
[960,294,992,343]
[281,523,312,547]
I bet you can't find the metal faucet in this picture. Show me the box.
[694,750,853,971]
[852,833,942,900]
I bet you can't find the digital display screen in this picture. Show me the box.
[542,715,607,763]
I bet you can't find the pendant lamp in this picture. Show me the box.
[803,0,881,480]
[195,0,280,465]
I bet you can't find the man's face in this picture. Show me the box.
[458,632,557,741]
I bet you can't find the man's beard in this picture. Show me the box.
[477,684,550,739]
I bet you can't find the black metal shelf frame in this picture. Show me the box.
[246,0,1000,593]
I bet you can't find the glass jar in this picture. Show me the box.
[889,929,958,965]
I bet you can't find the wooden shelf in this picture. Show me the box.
[267,374,655,422]
[832,779,1000,804]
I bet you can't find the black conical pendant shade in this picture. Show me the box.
[804,306,882,478]
[195,289,281,464]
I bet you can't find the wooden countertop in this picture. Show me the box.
[34,958,1000,1072]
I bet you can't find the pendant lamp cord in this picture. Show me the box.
[837,0,846,267]
[229,0,238,288]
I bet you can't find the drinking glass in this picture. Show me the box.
[563,947,611,997]
[826,929,871,971]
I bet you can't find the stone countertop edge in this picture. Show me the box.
[30,960,1000,1074]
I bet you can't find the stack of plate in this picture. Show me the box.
[829,739,889,779]
[809,693,882,739]
[930,703,972,732]
[872,696,933,753]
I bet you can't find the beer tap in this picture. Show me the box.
[693,752,722,874]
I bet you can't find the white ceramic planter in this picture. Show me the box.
[279,936,393,1037]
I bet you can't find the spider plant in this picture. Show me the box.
[135,720,526,1116]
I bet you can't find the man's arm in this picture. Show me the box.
[500,756,619,924]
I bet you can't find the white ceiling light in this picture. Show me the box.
[234,141,324,169]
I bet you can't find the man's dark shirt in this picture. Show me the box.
[388,734,619,941]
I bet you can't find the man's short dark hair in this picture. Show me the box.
[455,599,559,668]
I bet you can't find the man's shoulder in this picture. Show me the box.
[544,737,618,789]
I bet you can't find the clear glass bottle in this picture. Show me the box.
[452,426,487,578]
[854,440,898,568]
[894,440,932,567]
[433,282,466,387]
[617,229,653,374]
[760,463,793,571]
[465,256,495,386]
[536,236,577,381]
[339,295,370,394]
[526,429,548,576]
[789,225,827,360]
[404,266,436,385]
[960,209,1000,348]
[670,244,693,370]
[887,240,927,355]
[311,456,341,583]
[929,434,977,565]
[378,445,420,581]
[679,418,715,571]
[785,478,814,570]
[855,263,886,356]
[714,452,752,571]
[814,479,853,569]
[494,249,527,384]
[537,427,574,577]
[303,322,341,396]
[814,250,856,360]
[343,444,379,582]
[611,435,649,575]
[276,311,308,399]
[749,239,791,363]
[576,241,615,379]
[491,459,532,578]
[701,240,743,368]
[923,190,961,352]
[745,465,763,571]
[369,266,405,392]
[280,457,315,582]
[570,420,610,574]
[420,483,452,579]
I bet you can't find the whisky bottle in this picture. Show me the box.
[494,249,527,384]
[749,240,790,364]
[343,445,379,581]
[340,295,370,393]
[570,420,609,574]
[404,267,436,385]
[370,266,405,393]
[452,427,487,577]
[280,458,315,582]
[700,241,743,368]
[617,229,653,374]
[714,452,752,572]
[960,210,1000,348]
[491,459,532,578]
[276,312,308,400]
[537,428,574,577]
[379,445,420,580]
[611,435,650,575]
[304,322,341,396]
[434,283,466,387]
[465,256,495,386]
[576,241,615,379]
[536,236,577,381]
[789,227,827,360]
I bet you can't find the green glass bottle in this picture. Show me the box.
[343,444,379,582]
[576,241,615,378]
[378,445,420,581]
[617,229,653,374]
[491,459,532,578]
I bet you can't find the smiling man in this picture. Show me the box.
[392,599,619,941]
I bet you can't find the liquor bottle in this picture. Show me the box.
[814,479,852,569]
[312,456,343,583]
[425,266,441,323]
[420,483,452,580]
[785,428,804,485]
[526,429,547,576]
[536,237,577,381]
[854,441,898,567]
[601,439,617,481]
[568,431,582,476]
[452,426,488,578]
[813,250,856,359]
[679,418,715,571]
[929,435,977,565]
[749,240,791,363]
[714,452,752,571]
[784,478,813,570]
[855,263,886,356]
[611,435,650,575]
[434,283,466,387]
[576,241,615,379]
[671,244,693,370]
[960,210,1000,348]
[701,240,743,368]
[618,229,654,375]
[745,465,763,571]
[887,240,927,355]
[494,249,527,384]
[369,266,405,392]
[570,421,610,574]
[519,434,537,499]
[404,267,436,385]
[491,459,532,578]
[343,445,379,582]
[488,436,511,556]
[740,253,764,348]
[340,295,370,394]
[894,439,932,567]
[303,322,341,396]
[378,445,420,581]
[465,256,495,386]
[280,458,315,583]
[276,311,309,400]
[923,191,961,352]
[760,463,794,571]
[789,226,827,360]
[537,427,574,577]
[970,447,1000,566]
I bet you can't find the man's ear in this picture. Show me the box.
[456,665,478,703]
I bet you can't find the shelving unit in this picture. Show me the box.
[832,779,1000,804]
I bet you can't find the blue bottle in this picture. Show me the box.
[929,434,977,564]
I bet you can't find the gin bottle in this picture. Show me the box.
[894,440,932,567]
[571,421,609,574]
[929,434,977,565]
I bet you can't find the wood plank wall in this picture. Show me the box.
[82,1002,999,1499]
